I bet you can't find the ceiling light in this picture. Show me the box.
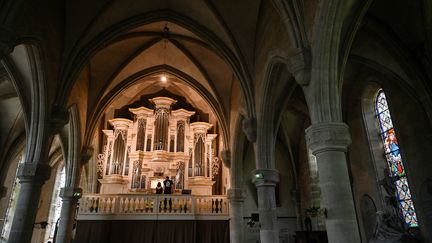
[161,75,167,82]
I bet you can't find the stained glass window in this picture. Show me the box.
[375,90,418,227]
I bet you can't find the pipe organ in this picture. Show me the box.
[98,97,218,195]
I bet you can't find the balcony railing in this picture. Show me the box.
[77,194,229,220]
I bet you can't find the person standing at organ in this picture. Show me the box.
[156,182,163,194]
[163,176,173,194]
[163,176,174,211]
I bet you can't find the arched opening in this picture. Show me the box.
[67,20,241,242]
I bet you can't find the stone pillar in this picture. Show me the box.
[8,163,51,243]
[227,188,245,243]
[55,187,82,243]
[305,122,360,243]
[252,168,280,243]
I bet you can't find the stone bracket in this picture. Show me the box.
[220,150,231,168]
[305,122,351,154]
[287,47,311,86]
[81,146,93,165]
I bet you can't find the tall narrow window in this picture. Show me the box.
[376,90,418,227]
[45,166,66,241]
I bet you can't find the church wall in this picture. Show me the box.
[297,130,314,228]
[68,64,89,146]
[274,140,298,240]
[274,141,296,216]
[344,79,384,242]
[350,28,411,85]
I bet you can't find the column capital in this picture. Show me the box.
[81,146,93,165]
[17,163,51,183]
[60,187,82,199]
[227,188,245,201]
[0,26,16,57]
[251,168,279,187]
[305,122,351,154]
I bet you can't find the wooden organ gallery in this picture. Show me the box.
[97,96,222,196]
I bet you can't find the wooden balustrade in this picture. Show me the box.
[78,194,228,219]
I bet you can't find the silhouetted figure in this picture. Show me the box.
[163,176,173,211]
[163,176,173,194]
[155,182,163,194]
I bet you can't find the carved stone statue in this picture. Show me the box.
[370,169,419,243]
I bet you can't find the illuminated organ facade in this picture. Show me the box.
[98,97,218,195]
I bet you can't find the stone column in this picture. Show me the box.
[305,122,360,243]
[227,188,245,243]
[55,187,82,243]
[251,168,279,243]
[8,163,51,243]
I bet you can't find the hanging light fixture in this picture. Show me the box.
[160,24,169,83]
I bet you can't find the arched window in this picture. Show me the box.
[1,155,24,241]
[45,166,66,241]
[375,89,418,227]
